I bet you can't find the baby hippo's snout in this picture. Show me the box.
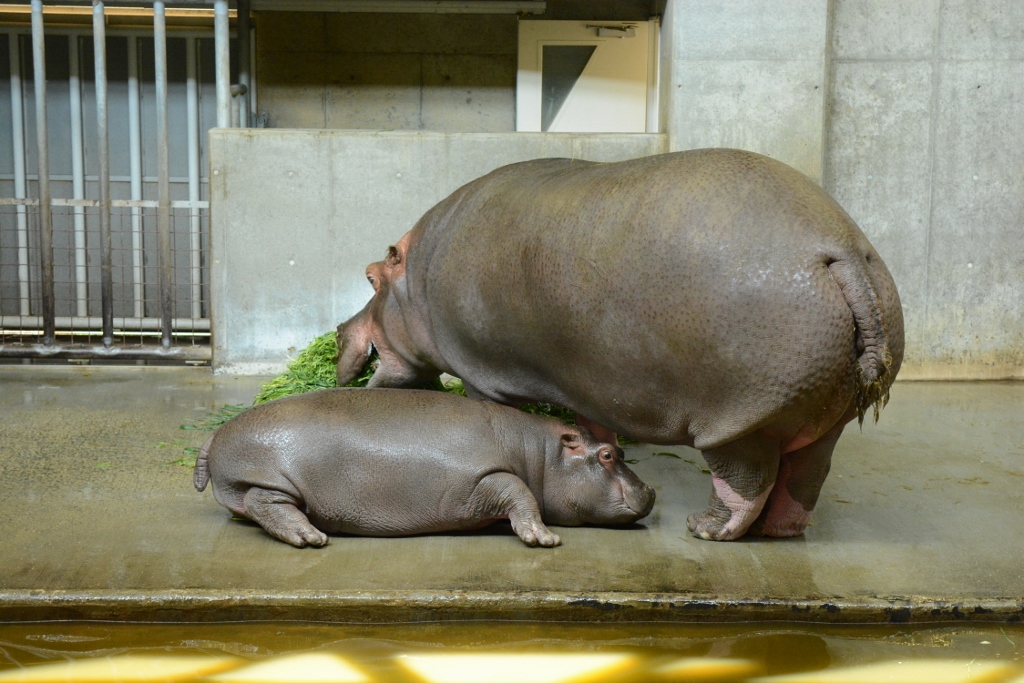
[608,460,656,525]
[623,478,656,521]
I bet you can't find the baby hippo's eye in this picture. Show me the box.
[367,275,376,285]
[598,449,615,464]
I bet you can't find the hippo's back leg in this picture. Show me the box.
[687,433,780,541]
[242,487,329,548]
[748,420,846,537]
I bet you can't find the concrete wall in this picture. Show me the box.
[254,12,518,131]
[825,0,1024,379]
[659,0,829,180]
[209,131,666,373]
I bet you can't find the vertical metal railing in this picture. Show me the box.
[237,0,251,128]
[8,33,30,317]
[69,30,88,317]
[214,0,230,128]
[93,0,114,347]
[186,36,202,321]
[30,0,55,346]
[153,0,172,350]
[126,33,144,319]
[1,1,238,361]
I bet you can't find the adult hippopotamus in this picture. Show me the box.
[336,149,904,542]
[194,388,655,548]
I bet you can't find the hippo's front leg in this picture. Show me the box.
[242,487,329,548]
[472,473,561,547]
[687,433,780,541]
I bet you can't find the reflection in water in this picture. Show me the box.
[0,623,1019,682]
[730,633,831,675]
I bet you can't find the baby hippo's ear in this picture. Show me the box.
[560,432,587,457]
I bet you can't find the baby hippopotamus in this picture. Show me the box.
[193,388,655,548]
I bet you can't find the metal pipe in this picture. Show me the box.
[69,31,89,318]
[214,0,229,128]
[237,0,250,127]
[93,0,114,346]
[0,343,212,362]
[31,0,56,345]
[9,33,31,317]
[1,315,210,332]
[186,36,202,319]
[250,0,546,13]
[127,35,144,318]
[154,0,173,349]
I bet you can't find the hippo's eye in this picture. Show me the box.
[367,275,376,285]
[598,449,615,464]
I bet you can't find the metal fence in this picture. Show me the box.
[0,0,248,363]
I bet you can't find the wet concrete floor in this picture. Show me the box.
[0,366,1021,624]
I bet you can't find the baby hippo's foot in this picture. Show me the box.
[513,518,561,548]
[278,522,329,548]
[242,487,329,548]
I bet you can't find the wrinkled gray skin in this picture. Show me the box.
[194,388,655,548]
[337,149,904,542]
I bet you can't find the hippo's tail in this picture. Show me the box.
[193,435,214,492]
[827,255,896,425]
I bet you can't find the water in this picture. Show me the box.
[0,622,1022,682]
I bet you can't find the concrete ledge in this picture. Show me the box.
[897,365,1024,381]
[2,590,1022,625]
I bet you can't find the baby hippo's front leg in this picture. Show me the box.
[472,473,561,547]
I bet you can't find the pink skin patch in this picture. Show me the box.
[758,459,812,536]
[760,486,812,537]
[701,476,773,540]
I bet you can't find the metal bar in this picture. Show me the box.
[126,34,144,318]
[237,0,250,127]
[213,0,229,128]
[69,31,89,318]
[154,0,173,348]
[0,198,210,209]
[2,316,209,332]
[250,0,546,13]
[186,35,202,319]
[93,0,114,346]
[31,0,56,345]
[9,33,31,317]
[0,344,212,362]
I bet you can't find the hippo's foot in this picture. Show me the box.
[473,473,562,548]
[243,487,329,548]
[688,434,780,541]
[513,519,561,547]
[747,420,845,538]
[687,481,772,541]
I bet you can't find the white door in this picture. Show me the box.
[517,20,658,133]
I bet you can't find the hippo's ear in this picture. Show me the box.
[385,245,402,267]
[560,432,586,457]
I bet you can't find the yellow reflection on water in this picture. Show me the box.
[654,657,762,680]
[209,652,370,683]
[397,653,636,683]
[750,659,1019,683]
[0,656,236,682]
